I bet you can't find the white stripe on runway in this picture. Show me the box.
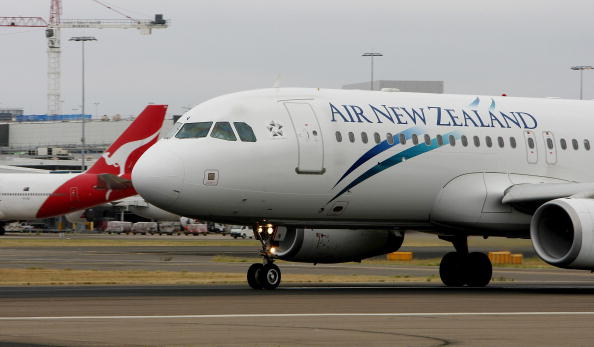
[1,312,594,320]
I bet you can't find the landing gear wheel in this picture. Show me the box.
[466,252,492,287]
[259,263,281,290]
[247,263,264,289]
[439,252,466,287]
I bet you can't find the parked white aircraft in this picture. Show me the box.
[113,196,181,221]
[132,88,594,289]
[0,105,167,234]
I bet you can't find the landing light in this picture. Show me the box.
[267,227,274,234]
[270,247,277,254]
[257,226,263,233]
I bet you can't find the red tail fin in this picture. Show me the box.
[86,105,167,177]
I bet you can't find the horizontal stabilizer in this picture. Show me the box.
[96,173,132,190]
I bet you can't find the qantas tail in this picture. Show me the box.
[86,105,168,178]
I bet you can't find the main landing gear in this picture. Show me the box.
[438,235,492,287]
[246,224,282,290]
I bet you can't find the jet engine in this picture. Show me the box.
[271,228,404,263]
[530,198,594,269]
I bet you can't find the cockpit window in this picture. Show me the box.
[233,122,257,142]
[164,122,183,139]
[175,122,213,139]
[211,122,237,141]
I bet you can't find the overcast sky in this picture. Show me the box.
[1,0,593,117]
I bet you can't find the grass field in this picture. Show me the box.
[0,238,260,247]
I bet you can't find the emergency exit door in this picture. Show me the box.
[284,102,325,174]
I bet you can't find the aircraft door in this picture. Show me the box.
[284,102,325,174]
[523,130,538,164]
[542,131,557,165]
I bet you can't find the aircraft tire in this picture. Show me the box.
[439,252,466,287]
[247,263,264,289]
[259,263,281,290]
[465,252,492,287]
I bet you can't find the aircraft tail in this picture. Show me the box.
[86,105,168,177]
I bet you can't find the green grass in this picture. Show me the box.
[0,238,259,247]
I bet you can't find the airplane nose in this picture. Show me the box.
[132,141,184,210]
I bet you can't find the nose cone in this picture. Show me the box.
[132,141,184,210]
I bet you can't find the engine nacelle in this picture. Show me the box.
[272,228,404,263]
[531,198,594,269]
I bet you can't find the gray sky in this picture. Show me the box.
[1,0,593,117]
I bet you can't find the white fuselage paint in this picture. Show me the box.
[0,173,77,220]
[133,88,594,235]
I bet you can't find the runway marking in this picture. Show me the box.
[1,312,594,321]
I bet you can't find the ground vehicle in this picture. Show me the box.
[104,221,132,234]
[229,225,254,239]
[184,223,208,236]
[131,222,158,235]
[157,222,181,235]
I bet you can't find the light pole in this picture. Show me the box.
[69,36,97,171]
[362,52,383,91]
[570,65,593,100]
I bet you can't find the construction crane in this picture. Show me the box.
[0,0,167,115]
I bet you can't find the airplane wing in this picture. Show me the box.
[96,173,132,190]
[502,182,594,213]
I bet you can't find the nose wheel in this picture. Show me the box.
[247,262,282,290]
[246,224,282,290]
[438,236,492,287]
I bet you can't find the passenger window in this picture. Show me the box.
[560,138,567,150]
[348,132,355,143]
[473,136,480,147]
[335,131,342,142]
[572,139,579,150]
[386,133,394,145]
[498,136,504,148]
[585,139,591,151]
[546,138,554,150]
[449,135,456,146]
[528,137,535,149]
[165,122,183,139]
[399,133,406,145]
[210,122,237,141]
[485,136,492,148]
[234,122,257,142]
[461,135,468,147]
[361,132,368,144]
[510,137,517,148]
[437,134,443,146]
[424,134,431,145]
[175,122,213,139]
[374,132,381,144]
[412,134,419,145]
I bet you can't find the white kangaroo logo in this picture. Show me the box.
[102,130,160,176]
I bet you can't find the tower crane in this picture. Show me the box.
[0,0,167,115]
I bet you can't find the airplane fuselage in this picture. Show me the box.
[133,89,593,236]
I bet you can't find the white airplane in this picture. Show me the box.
[0,105,167,234]
[132,88,594,289]
[111,195,181,221]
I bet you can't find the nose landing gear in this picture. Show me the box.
[438,235,492,287]
[246,224,282,290]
